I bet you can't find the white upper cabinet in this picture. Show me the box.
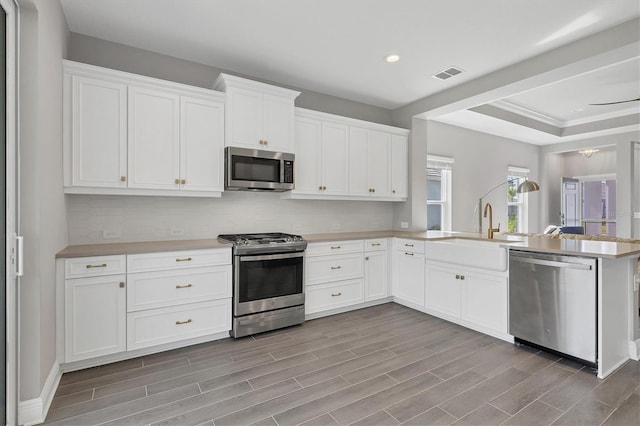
[214,73,300,153]
[391,134,408,199]
[128,86,181,190]
[70,75,127,188]
[321,121,349,196]
[287,108,409,201]
[180,96,225,192]
[63,60,225,197]
[349,128,391,197]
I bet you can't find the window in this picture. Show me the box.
[507,166,530,233]
[427,155,453,231]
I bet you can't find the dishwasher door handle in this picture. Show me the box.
[511,256,592,270]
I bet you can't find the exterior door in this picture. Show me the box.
[561,177,580,226]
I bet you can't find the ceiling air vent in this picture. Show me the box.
[433,66,464,81]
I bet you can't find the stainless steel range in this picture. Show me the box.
[217,232,307,338]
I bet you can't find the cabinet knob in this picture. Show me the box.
[264,140,268,145]
[392,190,396,194]
[455,274,460,280]
[319,186,323,190]
[120,176,126,182]
[181,179,186,185]
[119,281,125,288]
[365,256,369,261]
[372,188,375,193]
[175,178,181,184]
[460,275,465,280]
[323,186,327,190]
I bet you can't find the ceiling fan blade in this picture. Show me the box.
[589,97,640,106]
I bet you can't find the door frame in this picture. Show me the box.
[2,0,19,424]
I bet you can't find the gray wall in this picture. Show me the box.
[635,143,640,238]
[18,0,69,401]
[426,121,541,233]
[68,33,394,126]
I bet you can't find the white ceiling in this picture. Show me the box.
[59,0,639,111]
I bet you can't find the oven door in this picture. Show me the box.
[234,251,304,316]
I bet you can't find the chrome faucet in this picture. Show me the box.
[483,202,500,239]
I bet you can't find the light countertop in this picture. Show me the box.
[56,230,640,259]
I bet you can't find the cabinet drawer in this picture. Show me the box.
[306,279,364,314]
[306,240,363,257]
[395,238,424,254]
[365,239,387,252]
[127,299,231,351]
[306,253,363,285]
[65,255,126,279]
[127,265,232,312]
[127,248,231,273]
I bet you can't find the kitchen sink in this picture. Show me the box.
[425,238,520,271]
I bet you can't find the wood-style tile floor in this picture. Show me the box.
[45,303,639,425]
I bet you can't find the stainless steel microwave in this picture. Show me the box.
[225,147,295,191]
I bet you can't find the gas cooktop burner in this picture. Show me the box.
[218,232,307,255]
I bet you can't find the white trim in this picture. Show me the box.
[18,361,61,426]
[507,165,530,175]
[629,339,640,361]
[295,107,409,135]
[492,99,565,128]
[2,1,19,425]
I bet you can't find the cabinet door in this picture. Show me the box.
[294,116,322,193]
[391,134,408,198]
[263,93,294,153]
[65,275,126,362]
[128,86,180,189]
[71,75,127,188]
[321,122,349,195]
[348,127,370,196]
[226,87,262,148]
[365,250,388,301]
[180,96,225,192]
[368,131,391,197]
[395,251,425,306]
[462,271,508,333]
[425,263,461,318]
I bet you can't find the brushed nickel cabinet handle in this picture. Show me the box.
[176,257,192,262]
[120,176,126,182]
[176,284,193,289]
[404,252,414,256]
[330,246,341,249]
[371,243,381,246]
[331,266,342,270]
[404,243,414,247]
[119,282,125,288]
[331,292,342,297]
[175,319,192,325]
[86,263,107,269]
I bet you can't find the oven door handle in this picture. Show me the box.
[238,252,304,262]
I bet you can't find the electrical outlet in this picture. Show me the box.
[102,229,121,239]
[400,222,409,229]
[170,227,185,237]
[634,211,640,219]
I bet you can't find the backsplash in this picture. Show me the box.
[66,192,395,244]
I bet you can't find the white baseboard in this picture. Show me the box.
[19,360,61,425]
[629,339,640,361]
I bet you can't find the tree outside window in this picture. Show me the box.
[507,166,530,233]
[427,155,453,231]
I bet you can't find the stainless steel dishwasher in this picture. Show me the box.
[509,250,597,365]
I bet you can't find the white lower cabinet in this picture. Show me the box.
[127,299,231,351]
[394,240,425,307]
[306,279,365,315]
[62,247,232,365]
[460,270,508,334]
[424,259,509,338]
[364,239,388,301]
[425,263,461,318]
[65,274,127,362]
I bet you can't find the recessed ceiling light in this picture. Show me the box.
[385,54,400,63]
